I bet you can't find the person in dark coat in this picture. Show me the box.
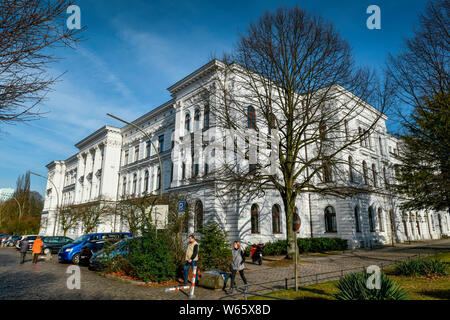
[19,236,29,264]
[227,241,248,294]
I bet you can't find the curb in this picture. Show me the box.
[101,273,150,286]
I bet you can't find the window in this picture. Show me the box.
[348,156,354,182]
[182,162,186,180]
[247,106,256,129]
[322,160,333,182]
[146,140,151,158]
[156,167,161,190]
[170,163,174,182]
[158,135,164,153]
[369,206,375,232]
[122,177,126,196]
[383,167,388,186]
[379,136,383,154]
[362,161,368,185]
[372,164,377,187]
[251,204,259,233]
[193,163,199,177]
[204,163,209,176]
[194,109,201,130]
[204,105,210,129]
[185,113,191,132]
[194,200,203,232]
[124,150,129,166]
[134,146,139,162]
[132,173,137,195]
[378,208,384,232]
[324,206,337,233]
[144,170,149,193]
[355,206,361,232]
[272,204,281,233]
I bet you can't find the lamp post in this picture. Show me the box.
[30,171,60,236]
[106,113,163,200]
[12,196,23,234]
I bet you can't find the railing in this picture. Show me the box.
[237,251,439,300]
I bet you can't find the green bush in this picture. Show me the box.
[121,231,177,283]
[198,221,232,270]
[255,237,348,256]
[395,258,448,276]
[334,271,408,300]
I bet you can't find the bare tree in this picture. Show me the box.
[115,193,159,236]
[58,204,81,236]
[201,7,391,257]
[0,0,84,125]
[75,199,111,234]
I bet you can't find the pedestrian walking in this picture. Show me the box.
[227,240,248,294]
[19,236,29,264]
[31,236,43,264]
[183,235,199,285]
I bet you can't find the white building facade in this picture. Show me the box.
[39,60,450,247]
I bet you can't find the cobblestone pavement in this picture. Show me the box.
[1,239,449,300]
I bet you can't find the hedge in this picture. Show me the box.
[251,237,348,256]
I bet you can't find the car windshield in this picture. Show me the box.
[71,235,90,244]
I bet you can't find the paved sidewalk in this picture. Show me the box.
[0,239,448,300]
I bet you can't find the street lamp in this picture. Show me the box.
[106,113,163,200]
[12,196,23,234]
[30,171,60,236]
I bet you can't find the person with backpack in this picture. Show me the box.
[227,240,248,294]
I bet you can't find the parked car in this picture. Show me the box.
[41,236,73,255]
[6,235,21,247]
[89,237,141,271]
[26,235,46,251]
[58,232,132,264]
[15,235,38,250]
[1,235,11,246]
[79,237,121,266]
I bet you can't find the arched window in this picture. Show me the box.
[369,206,375,232]
[144,170,149,192]
[372,164,377,187]
[362,161,368,185]
[194,109,201,130]
[194,200,203,232]
[354,206,361,232]
[247,106,256,129]
[324,206,337,233]
[204,105,210,129]
[348,156,354,182]
[251,204,259,233]
[378,208,384,232]
[185,113,191,132]
[272,204,281,234]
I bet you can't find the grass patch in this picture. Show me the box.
[248,251,450,300]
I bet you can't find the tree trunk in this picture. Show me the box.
[283,191,298,259]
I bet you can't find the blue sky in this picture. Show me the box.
[0,0,428,197]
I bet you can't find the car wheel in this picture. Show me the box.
[72,253,80,264]
[44,248,51,255]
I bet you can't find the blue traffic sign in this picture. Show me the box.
[178,201,186,212]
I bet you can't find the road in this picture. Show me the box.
[1,239,449,300]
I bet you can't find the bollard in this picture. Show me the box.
[285,278,288,290]
[189,266,197,299]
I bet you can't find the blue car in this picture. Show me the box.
[58,232,132,264]
[89,237,141,270]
